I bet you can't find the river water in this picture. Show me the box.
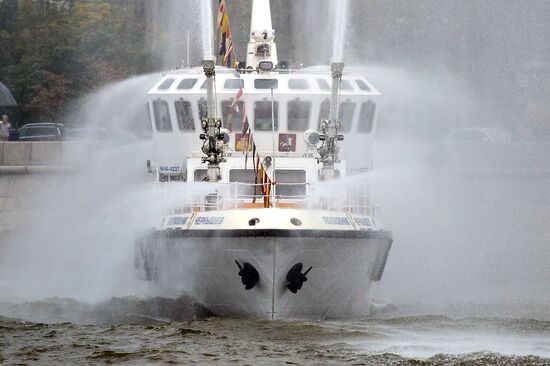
[1,298,550,365]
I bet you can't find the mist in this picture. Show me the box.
[1,0,549,318]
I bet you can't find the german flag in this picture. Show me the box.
[217,0,237,69]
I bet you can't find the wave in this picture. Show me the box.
[0,295,210,325]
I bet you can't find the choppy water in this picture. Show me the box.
[1,298,550,365]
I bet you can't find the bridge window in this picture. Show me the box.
[222,100,244,132]
[146,102,153,131]
[198,98,208,120]
[175,99,195,131]
[194,169,207,182]
[254,100,279,131]
[341,80,353,91]
[254,79,278,89]
[318,99,331,130]
[158,78,175,90]
[275,170,306,198]
[317,99,356,132]
[288,79,309,90]
[229,169,257,197]
[356,79,371,91]
[340,100,356,132]
[288,99,311,132]
[358,101,376,133]
[317,79,330,90]
[177,78,198,89]
[224,79,244,89]
[152,99,172,132]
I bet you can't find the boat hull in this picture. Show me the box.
[136,229,392,320]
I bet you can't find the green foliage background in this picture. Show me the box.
[0,0,158,124]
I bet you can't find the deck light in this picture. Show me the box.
[258,60,274,71]
[304,130,321,146]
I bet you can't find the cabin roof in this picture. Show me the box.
[147,68,380,97]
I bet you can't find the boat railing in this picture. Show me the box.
[154,181,376,217]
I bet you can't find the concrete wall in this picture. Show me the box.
[0,141,91,167]
[0,142,84,232]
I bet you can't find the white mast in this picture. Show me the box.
[246,0,278,69]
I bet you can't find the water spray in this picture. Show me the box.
[200,0,214,60]
[318,62,345,180]
[332,0,349,63]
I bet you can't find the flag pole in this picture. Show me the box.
[271,87,276,207]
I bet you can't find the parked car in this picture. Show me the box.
[16,123,65,141]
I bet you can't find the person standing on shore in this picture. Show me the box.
[0,114,11,141]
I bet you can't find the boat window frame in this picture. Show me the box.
[317,79,330,90]
[358,100,376,134]
[341,80,353,91]
[177,78,198,90]
[254,79,279,90]
[174,99,196,132]
[339,99,356,132]
[198,97,208,121]
[152,99,173,133]
[274,169,307,198]
[254,99,279,131]
[145,102,153,131]
[158,78,175,91]
[287,98,312,132]
[355,79,371,91]
[288,79,309,90]
[318,99,331,130]
[194,169,208,182]
[224,79,245,90]
[221,99,245,132]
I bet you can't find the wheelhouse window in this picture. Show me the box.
[287,99,311,131]
[224,79,244,89]
[177,78,198,90]
[254,100,279,131]
[317,79,330,90]
[254,79,278,89]
[229,169,257,197]
[222,100,244,132]
[356,79,371,91]
[358,101,376,133]
[317,99,356,132]
[341,80,353,91]
[288,79,309,90]
[198,98,208,120]
[318,99,331,130]
[146,102,153,131]
[275,170,307,198]
[152,99,172,132]
[158,78,175,90]
[340,100,356,132]
[175,99,195,131]
[194,169,207,182]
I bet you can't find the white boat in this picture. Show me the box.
[135,0,392,320]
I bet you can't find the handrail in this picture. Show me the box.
[151,180,375,216]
